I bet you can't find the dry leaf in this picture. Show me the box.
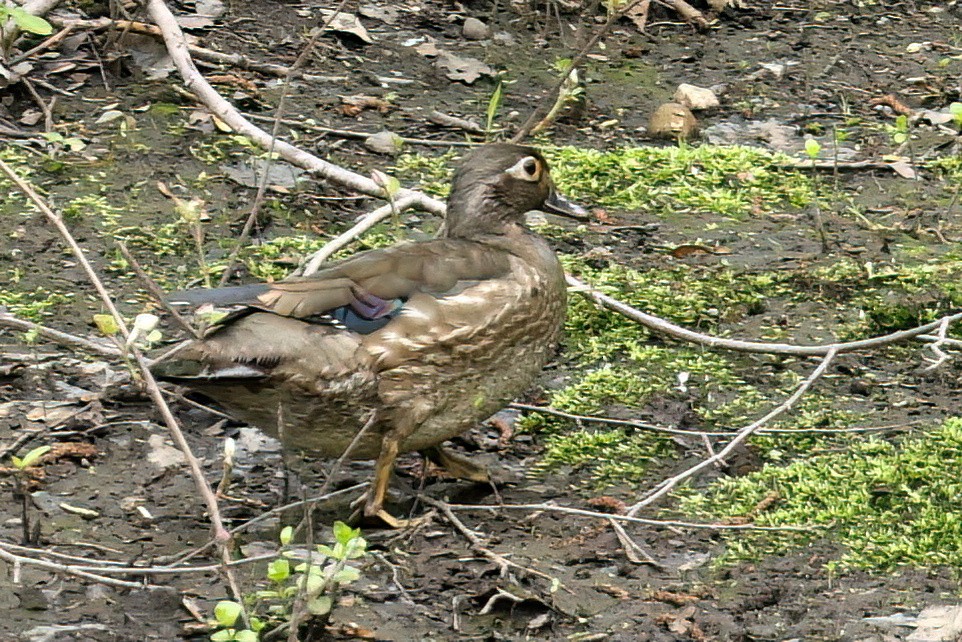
[670,244,729,258]
[436,51,493,84]
[320,10,374,43]
[340,94,392,116]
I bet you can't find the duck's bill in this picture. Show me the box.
[544,189,589,221]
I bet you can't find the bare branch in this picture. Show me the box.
[627,348,839,516]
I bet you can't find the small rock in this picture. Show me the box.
[908,605,962,641]
[462,17,490,40]
[147,434,186,470]
[648,102,699,140]
[674,83,720,111]
[21,624,110,642]
[364,130,404,155]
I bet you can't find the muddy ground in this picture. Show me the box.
[3,0,962,640]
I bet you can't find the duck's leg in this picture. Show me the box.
[422,445,490,483]
[363,431,402,525]
[349,404,435,528]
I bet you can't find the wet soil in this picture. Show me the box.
[3,1,962,640]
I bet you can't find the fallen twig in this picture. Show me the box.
[0,541,163,590]
[627,348,838,517]
[300,194,421,275]
[569,274,962,357]
[419,495,560,584]
[441,501,817,532]
[0,313,122,358]
[145,0,444,214]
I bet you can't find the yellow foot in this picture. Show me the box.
[422,446,490,483]
[348,490,430,529]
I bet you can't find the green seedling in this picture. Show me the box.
[9,445,50,545]
[485,78,505,139]
[210,522,368,641]
[0,5,52,36]
[210,601,256,642]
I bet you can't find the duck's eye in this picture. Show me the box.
[506,156,542,182]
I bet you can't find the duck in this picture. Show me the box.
[152,143,585,526]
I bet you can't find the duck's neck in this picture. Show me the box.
[444,185,510,239]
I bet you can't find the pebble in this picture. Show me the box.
[462,17,490,40]
[648,102,699,140]
[364,131,404,155]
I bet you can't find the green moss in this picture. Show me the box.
[0,288,72,320]
[533,429,671,488]
[392,152,456,198]
[793,257,962,337]
[562,256,784,360]
[680,418,962,571]
[543,144,815,218]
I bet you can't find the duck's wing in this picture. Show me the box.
[167,239,512,334]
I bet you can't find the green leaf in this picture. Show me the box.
[8,7,53,35]
[804,139,821,159]
[267,558,290,583]
[307,595,332,616]
[93,314,119,336]
[344,536,367,559]
[16,445,51,470]
[197,309,228,326]
[302,571,323,595]
[332,521,358,546]
[315,544,336,558]
[332,566,360,584]
[950,103,962,116]
[214,601,242,627]
[486,80,504,134]
[279,525,293,546]
[210,630,233,642]
[234,630,258,642]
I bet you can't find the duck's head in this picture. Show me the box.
[444,143,586,238]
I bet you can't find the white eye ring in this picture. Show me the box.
[506,156,541,182]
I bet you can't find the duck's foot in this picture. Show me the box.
[347,491,429,529]
[422,445,490,483]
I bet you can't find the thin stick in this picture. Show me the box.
[442,502,817,531]
[0,159,238,590]
[418,495,560,584]
[627,348,838,517]
[0,541,275,576]
[609,518,662,567]
[0,544,161,590]
[116,241,200,339]
[301,195,419,276]
[569,274,962,357]
[0,313,122,358]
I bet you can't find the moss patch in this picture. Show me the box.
[544,144,815,218]
[680,418,962,571]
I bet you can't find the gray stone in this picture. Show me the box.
[462,17,490,40]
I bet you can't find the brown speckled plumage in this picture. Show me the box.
[153,144,584,525]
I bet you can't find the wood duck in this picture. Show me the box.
[153,143,585,526]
